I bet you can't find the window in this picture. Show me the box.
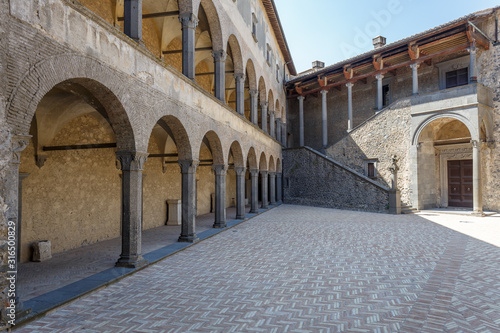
[445,68,468,89]
[252,13,258,41]
[364,159,378,178]
[266,44,272,66]
[382,84,390,107]
[276,64,280,82]
[367,163,375,178]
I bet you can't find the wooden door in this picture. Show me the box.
[448,160,473,208]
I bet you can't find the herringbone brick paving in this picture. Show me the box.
[14,205,500,332]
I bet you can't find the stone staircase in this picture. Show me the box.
[401,203,418,214]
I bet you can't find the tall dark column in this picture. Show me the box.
[269,172,276,205]
[250,90,259,125]
[124,0,142,42]
[276,172,282,202]
[249,169,259,213]
[178,160,199,242]
[213,50,227,102]
[260,170,268,209]
[116,151,148,268]
[260,102,268,133]
[234,73,245,116]
[213,164,227,228]
[235,167,246,219]
[179,13,198,80]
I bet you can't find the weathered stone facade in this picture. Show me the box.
[283,147,390,213]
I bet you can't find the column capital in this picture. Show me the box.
[269,109,275,117]
[178,159,199,174]
[249,89,259,97]
[116,151,148,171]
[260,170,268,176]
[212,50,227,62]
[346,82,354,88]
[249,168,259,176]
[234,73,245,81]
[11,134,31,164]
[212,164,228,175]
[375,73,384,80]
[269,171,276,177]
[260,101,268,109]
[409,63,420,70]
[467,42,477,54]
[320,89,328,95]
[234,166,246,176]
[471,139,480,149]
[276,117,282,122]
[297,95,305,101]
[179,12,199,29]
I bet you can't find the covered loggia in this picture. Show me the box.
[245,59,258,124]
[258,77,268,132]
[258,151,268,209]
[228,141,248,220]
[247,147,260,214]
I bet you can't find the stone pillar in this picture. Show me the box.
[213,164,227,228]
[260,171,268,209]
[260,101,268,133]
[234,167,246,219]
[115,151,148,268]
[276,118,282,144]
[179,13,198,80]
[469,43,477,83]
[18,173,30,261]
[124,0,142,42]
[269,110,276,138]
[298,95,305,146]
[320,89,328,148]
[178,159,199,242]
[249,169,259,213]
[249,90,259,125]
[346,82,354,132]
[472,140,482,214]
[213,50,226,102]
[234,73,245,116]
[276,172,282,202]
[269,172,276,205]
[410,63,419,95]
[282,123,287,147]
[375,73,384,111]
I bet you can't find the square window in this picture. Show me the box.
[445,68,468,88]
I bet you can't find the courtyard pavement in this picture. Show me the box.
[14,205,500,332]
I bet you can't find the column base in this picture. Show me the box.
[115,255,148,269]
[249,209,259,214]
[178,234,199,243]
[236,215,245,220]
[270,201,276,205]
[262,205,269,209]
[213,222,227,228]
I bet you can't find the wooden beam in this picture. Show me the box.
[163,47,213,55]
[196,71,234,76]
[421,32,467,50]
[149,153,178,158]
[118,11,180,21]
[467,25,490,50]
[43,143,117,151]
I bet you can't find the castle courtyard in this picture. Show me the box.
[14,205,500,332]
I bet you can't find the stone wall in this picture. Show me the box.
[326,99,413,205]
[283,147,389,213]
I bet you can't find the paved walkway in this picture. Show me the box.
[14,205,500,332]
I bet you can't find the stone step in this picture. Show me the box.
[401,204,418,214]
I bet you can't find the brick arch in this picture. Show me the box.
[226,35,244,75]
[246,147,258,169]
[200,130,225,165]
[245,59,257,91]
[147,115,193,161]
[177,0,194,13]
[6,54,138,151]
[259,151,267,171]
[268,90,275,110]
[195,0,224,51]
[276,158,282,173]
[269,155,276,172]
[228,141,244,168]
[258,77,267,103]
[275,100,280,116]
[412,114,477,146]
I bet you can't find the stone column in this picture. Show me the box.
[375,73,384,111]
[269,172,276,205]
[178,159,199,242]
[124,0,142,42]
[269,110,276,138]
[4,135,31,320]
[410,63,419,95]
[320,89,328,148]
[213,164,227,228]
[249,169,259,213]
[298,95,305,146]
[276,118,282,144]
[276,172,282,202]
[234,73,245,116]
[469,43,477,83]
[282,123,287,147]
[18,173,30,261]
[472,140,482,214]
[346,82,354,132]
[179,13,198,80]
[260,101,268,133]
[260,171,268,209]
[234,167,246,219]
[249,89,259,125]
[213,50,227,102]
[116,151,149,268]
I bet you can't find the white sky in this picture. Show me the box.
[273,0,499,73]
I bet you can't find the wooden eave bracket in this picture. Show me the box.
[467,25,490,50]
[317,76,328,87]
